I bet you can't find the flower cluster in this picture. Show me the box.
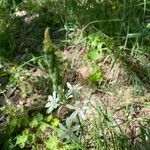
[45,82,82,114]
[66,82,82,99]
[45,91,60,114]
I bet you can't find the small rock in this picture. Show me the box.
[77,66,90,80]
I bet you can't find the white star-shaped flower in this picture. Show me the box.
[66,82,82,99]
[45,91,60,114]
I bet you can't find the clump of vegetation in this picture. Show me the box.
[0,0,150,150]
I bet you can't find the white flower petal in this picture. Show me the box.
[45,102,51,108]
[54,103,60,109]
[66,104,76,110]
[56,98,60,102]
[53,91,57,99]
[68,95,73,99]
[79,111,86,120]
[66,82,82,96]
[70,111,78,119]
[83,106,88,110]
[46,91,60,114]
[48,95,53,102]
[46,107,53,114]
[75,84,82,91]
[67,82,72,90]
[66,92,73,99]
[67,90,72,96]
[77,86,82,90]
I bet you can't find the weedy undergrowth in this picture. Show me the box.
[87,104,150,150]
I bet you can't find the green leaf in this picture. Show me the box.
[23,128,29,135]
[87,49,101,61]
[39,122,49,132]
[44,136,58,150]
[29,119,38,128]
[21,114,29,127]
[36,113,43,121]
[88,64,103,84]
[89,71,103,84]
[45,115,53,123]
[16,133,28,148]
[51,118,60,127]
[10,117,18,127]
[28,134,35,144]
